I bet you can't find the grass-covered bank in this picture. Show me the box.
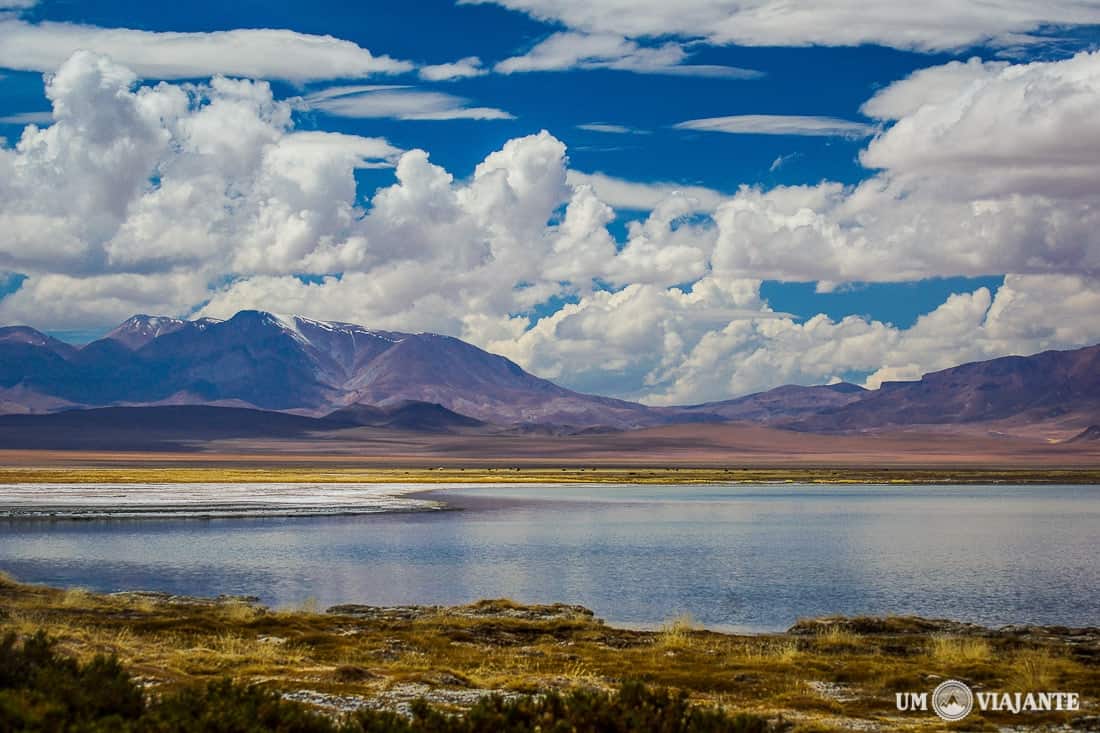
[1,574,1097,732]
[4,465,1100,484]
[1,633,769,732]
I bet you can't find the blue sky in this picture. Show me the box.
[3,1,938,190]
[1,1,1100,401]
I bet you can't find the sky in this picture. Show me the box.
[1,1,1100,404]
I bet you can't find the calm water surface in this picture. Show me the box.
[2,483,1097,632]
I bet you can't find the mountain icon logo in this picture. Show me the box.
[932,679,974,721]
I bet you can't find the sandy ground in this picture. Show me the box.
[1,422,1099,469]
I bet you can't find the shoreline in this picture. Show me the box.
[5,479,1099,521]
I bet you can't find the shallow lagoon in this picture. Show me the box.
[1,483,1097,632]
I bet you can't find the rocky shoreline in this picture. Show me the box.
[2,578,1097,732]
[113,589,1100,648]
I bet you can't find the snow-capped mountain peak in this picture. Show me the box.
[0,310,657,428]
[105,314,225,350]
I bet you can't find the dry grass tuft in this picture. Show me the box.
[4,610,54,636]
[214,632,304,663]
[813,625,862,650]
[1008,649,1063,690]
[60,587,97,608]
[740,638,801,663]
[219,600,260,623]
[283,596,320,615]
[109,594,158,613]
[127,597,157,613]
[770,639,802,663]
[928,633,992,665]
[84,625,136,655]
[655,613,698,650]
[333,664,376,682]
[559,660,600,685]
[467,598,523,612]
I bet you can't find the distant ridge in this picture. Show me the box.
[791,344,1100,433]
[672,383,866,424]
[0,405,336,451]
[1066,425,1100,443]
[0,402,489,450]
[1,311,1098,434]
[327,401,486,432]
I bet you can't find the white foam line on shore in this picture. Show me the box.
[0,482,455,518]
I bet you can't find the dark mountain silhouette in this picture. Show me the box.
[327,401,486,432]
[0,405,341,450]
[1066,425,1100,443]
[0,401,489,450]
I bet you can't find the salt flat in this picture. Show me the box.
[0,482,444,519]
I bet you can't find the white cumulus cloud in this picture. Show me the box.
[565,171,725,212]
[575,123,648,134]
[675,114,874,137]
[5,50,1100,404]
[461,0,1100,52]
[708,51,1100,284]
[419,56,487,81]
[299,84,514,120]
[0,19,412,81]
[0,110,51,124]
[495,31,762,78]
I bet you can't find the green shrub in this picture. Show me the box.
[0,631,145,730]
[144,680,341,733]
[391,681,775,733]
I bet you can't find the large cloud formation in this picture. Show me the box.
[3,51,1100,404]
[702,53,1100,290]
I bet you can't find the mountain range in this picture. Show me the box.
[1,311,1098,438]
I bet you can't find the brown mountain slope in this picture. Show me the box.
[792,345,1100,433]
